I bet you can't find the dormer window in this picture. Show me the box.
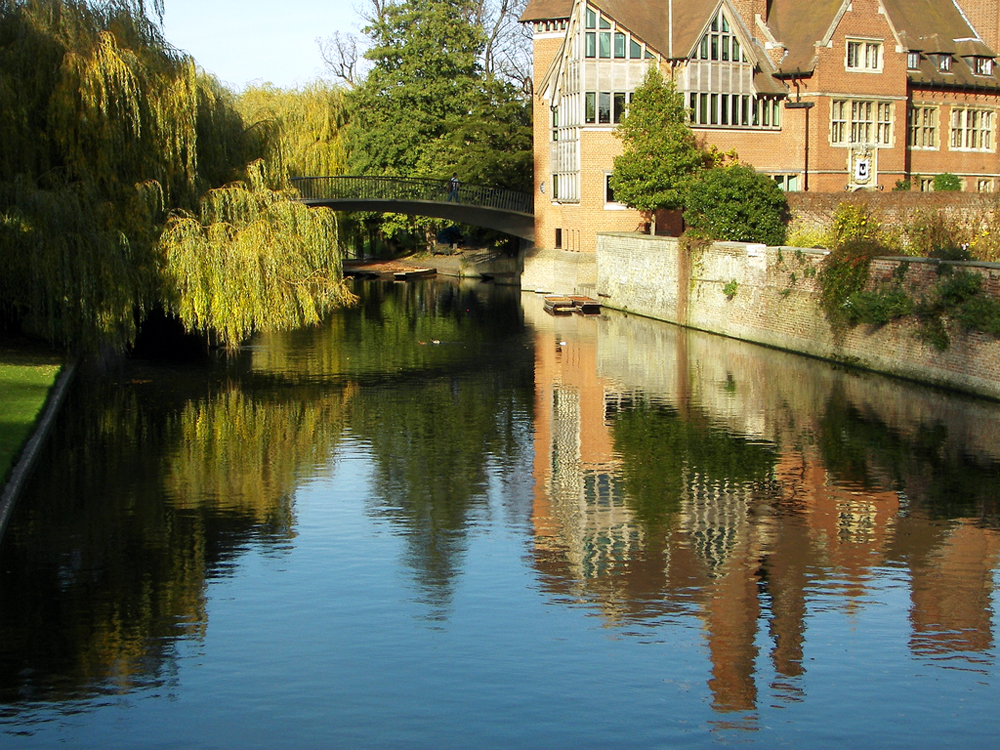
[907,51,920,70]
[847,39,882,71]
[939,54,952,72]
[974,56,994,75]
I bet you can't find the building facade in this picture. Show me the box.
[522,0,1000,253]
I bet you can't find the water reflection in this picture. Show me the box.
[0,279,536,708]
[0,279,997,745]
[525,297,1000,716]
[0,371,349,705]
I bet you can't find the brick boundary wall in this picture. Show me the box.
[595,232,1000,400]
[786,191,1000,241]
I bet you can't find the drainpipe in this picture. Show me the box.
[784,74,814,191]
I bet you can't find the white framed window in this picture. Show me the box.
[695,10,748,63]
[974,57,994,76]
[920,177,934,192]
[846,39,882,71]
[938,54,952,72]
[908,105,938,149]
[978,178,993,192]
[907,51,920,70]
[772,174,800,191]
[950,108,994,151]
[831,100,893,145]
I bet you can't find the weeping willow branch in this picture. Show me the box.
[1,1,353,352]
[161,162,356,346]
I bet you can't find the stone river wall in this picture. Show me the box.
[594,232,1000,401]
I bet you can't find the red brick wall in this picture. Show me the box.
[786,191,1000,237]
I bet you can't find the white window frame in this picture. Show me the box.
[846,39,883,72]
[908,105,938,149]
[974,57,994,76]
[950,107,994,152]
[831,99,893,146]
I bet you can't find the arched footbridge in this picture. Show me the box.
[291,176,534,242]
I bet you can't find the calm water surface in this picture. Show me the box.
[1,278,999,748]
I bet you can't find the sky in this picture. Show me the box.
[161,0,361,91]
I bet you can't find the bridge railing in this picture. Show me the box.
[291,176,533,215]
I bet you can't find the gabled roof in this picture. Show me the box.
[767,0,999,88]
[766,0,846,73]
[520,0,573,23]
[522,0,786,94]
[522,0,766,61]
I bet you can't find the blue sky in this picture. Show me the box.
[161,0,359,91]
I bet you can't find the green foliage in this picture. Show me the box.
[610,68,710,212]
[723,279,739,299]
[831,203,883,245]
[843,286,913,326]
[908,210,970,260]
[785,225,831,249]
[683,163,788,245]
[933,172,962,191]
[937,268,983,306]
[344,0,532,248]
[893,178,911,191]
[161,163,355,346]
[954,293,1000,336]
[818,237,888,333]
[0,1,350,351]
[237,81,349,177]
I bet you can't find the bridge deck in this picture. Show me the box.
[291,176,534,242]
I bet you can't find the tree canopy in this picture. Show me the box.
[0,0,352,351]
[347,0,532,191]
[684,164,788,246]
[610,68,710,213]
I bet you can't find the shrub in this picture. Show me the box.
[785,224,831,249]
[831,203,883,245]
[844,287,913,326]
[818,236,889,333]
[907,210,971,260]
[683,164,788,245]
[893,178,911,191]
[933,172,962,191]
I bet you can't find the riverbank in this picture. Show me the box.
[0,336,73,540]
[521,237,1000,401]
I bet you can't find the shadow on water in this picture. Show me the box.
[0,278,536,706]
[0,278,998,745]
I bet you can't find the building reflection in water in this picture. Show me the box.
[524,295,1000,718]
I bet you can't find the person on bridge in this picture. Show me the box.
[447,173,459,202]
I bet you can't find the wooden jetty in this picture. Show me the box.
[393,267,436,281]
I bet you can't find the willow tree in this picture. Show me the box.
[161,162,355,346]
[0,0,351,352]
[237,81,350,178]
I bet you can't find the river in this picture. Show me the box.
[1,278,998,748]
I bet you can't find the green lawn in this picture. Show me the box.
[0,338,63,486]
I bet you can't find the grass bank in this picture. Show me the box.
[0,337,63,487]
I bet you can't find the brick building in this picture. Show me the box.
[522,0,1000,253]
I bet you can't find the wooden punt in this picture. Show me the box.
[568,295,602,314]
[543,295,576,315]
